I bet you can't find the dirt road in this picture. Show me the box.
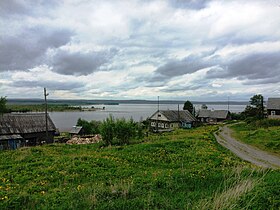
[214,125,280,168]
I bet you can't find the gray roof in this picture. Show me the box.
[0,113,56,135]
[197,110,229,119]
[267,98,280,110]
[158,110,196,122]
[0,134,23,140]
[69,126,83,134]
[197,110,211,118]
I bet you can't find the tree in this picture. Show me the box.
[242,94,264,119]
[0,96,7,114]
[201,104,208,110]
[183,100,194,114]
[250,94,264,109]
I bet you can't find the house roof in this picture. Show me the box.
[0,134,23,141]
[197,110,211,118]
[69,126,83,134]
[0,113,56,135]
[197,110,229,119]
[267,98,280,110]
[151,110,196,122]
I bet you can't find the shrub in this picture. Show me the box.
[100,116,115,145]
[76,118,101,134]
[230,112,244,120]
[76,116,144,146]
[100,116,144,146]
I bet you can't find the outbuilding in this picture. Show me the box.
[69,126,84,136]
[197,110,231,123]
[0,113,57,149]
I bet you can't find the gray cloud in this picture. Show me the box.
[0,0,59,17]
[154,54,214,80]
[12,80,84,91]
[161,84,204,92]
[0,27,73,71]
[50,48,118,75]
[169,0,209,10]
[0,0,28,16]
[207,52,280,82]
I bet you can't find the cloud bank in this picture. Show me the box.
[1,0,280,100]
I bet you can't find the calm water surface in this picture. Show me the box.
[49,103,246,132]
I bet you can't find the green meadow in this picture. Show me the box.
[0,126,279,209]
[231,122,280,156]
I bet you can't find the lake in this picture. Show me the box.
[48,103,246,132]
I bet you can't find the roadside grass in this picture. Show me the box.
[230,122,280,156]
[0,126,279,209]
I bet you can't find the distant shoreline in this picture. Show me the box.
[7,98,249,106]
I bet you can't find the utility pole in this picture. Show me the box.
[261,96,264,119]
[44,88,49,142]
[227,96,230,112]
[157,96,159,132]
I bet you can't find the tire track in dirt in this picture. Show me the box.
[214,125,280,168]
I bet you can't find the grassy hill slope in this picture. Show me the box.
[231,122,280,156]
[0,126,279,209]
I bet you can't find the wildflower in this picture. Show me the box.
[77,185,82,191]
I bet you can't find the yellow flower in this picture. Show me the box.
[77,185,82,191]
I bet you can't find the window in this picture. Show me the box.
[158,114,161,117]
[151,122,155,126]
[271,111,276,115]
[165,124,169,128]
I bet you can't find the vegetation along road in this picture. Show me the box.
[215,125,280,169]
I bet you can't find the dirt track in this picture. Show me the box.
[214,125,280,168]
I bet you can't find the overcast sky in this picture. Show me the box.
[1,0,280,101]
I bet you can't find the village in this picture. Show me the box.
[0,95,279,150]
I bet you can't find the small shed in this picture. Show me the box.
[0,113,57,149]
[69,126,84,136]
[197,110,231,123]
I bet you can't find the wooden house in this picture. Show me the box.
[197,110,231,123]
[149,110,197,132]
[0,113,57,150]
[267,98,280,119]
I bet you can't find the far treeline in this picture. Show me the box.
[0,97,81,113]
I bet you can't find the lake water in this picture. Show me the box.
[49,103,246,132]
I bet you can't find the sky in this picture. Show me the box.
[0,0,280,101]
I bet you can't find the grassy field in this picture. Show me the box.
[0,126,279,209]
[231,122,280,156]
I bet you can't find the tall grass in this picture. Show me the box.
[231,122,280,154]
[0,126,279,209]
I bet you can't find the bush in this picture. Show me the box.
[100,116,144,146]
[76,116,144,146]
[76,118,101,134]
[100,116,115,145]
[230,112,244,120]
